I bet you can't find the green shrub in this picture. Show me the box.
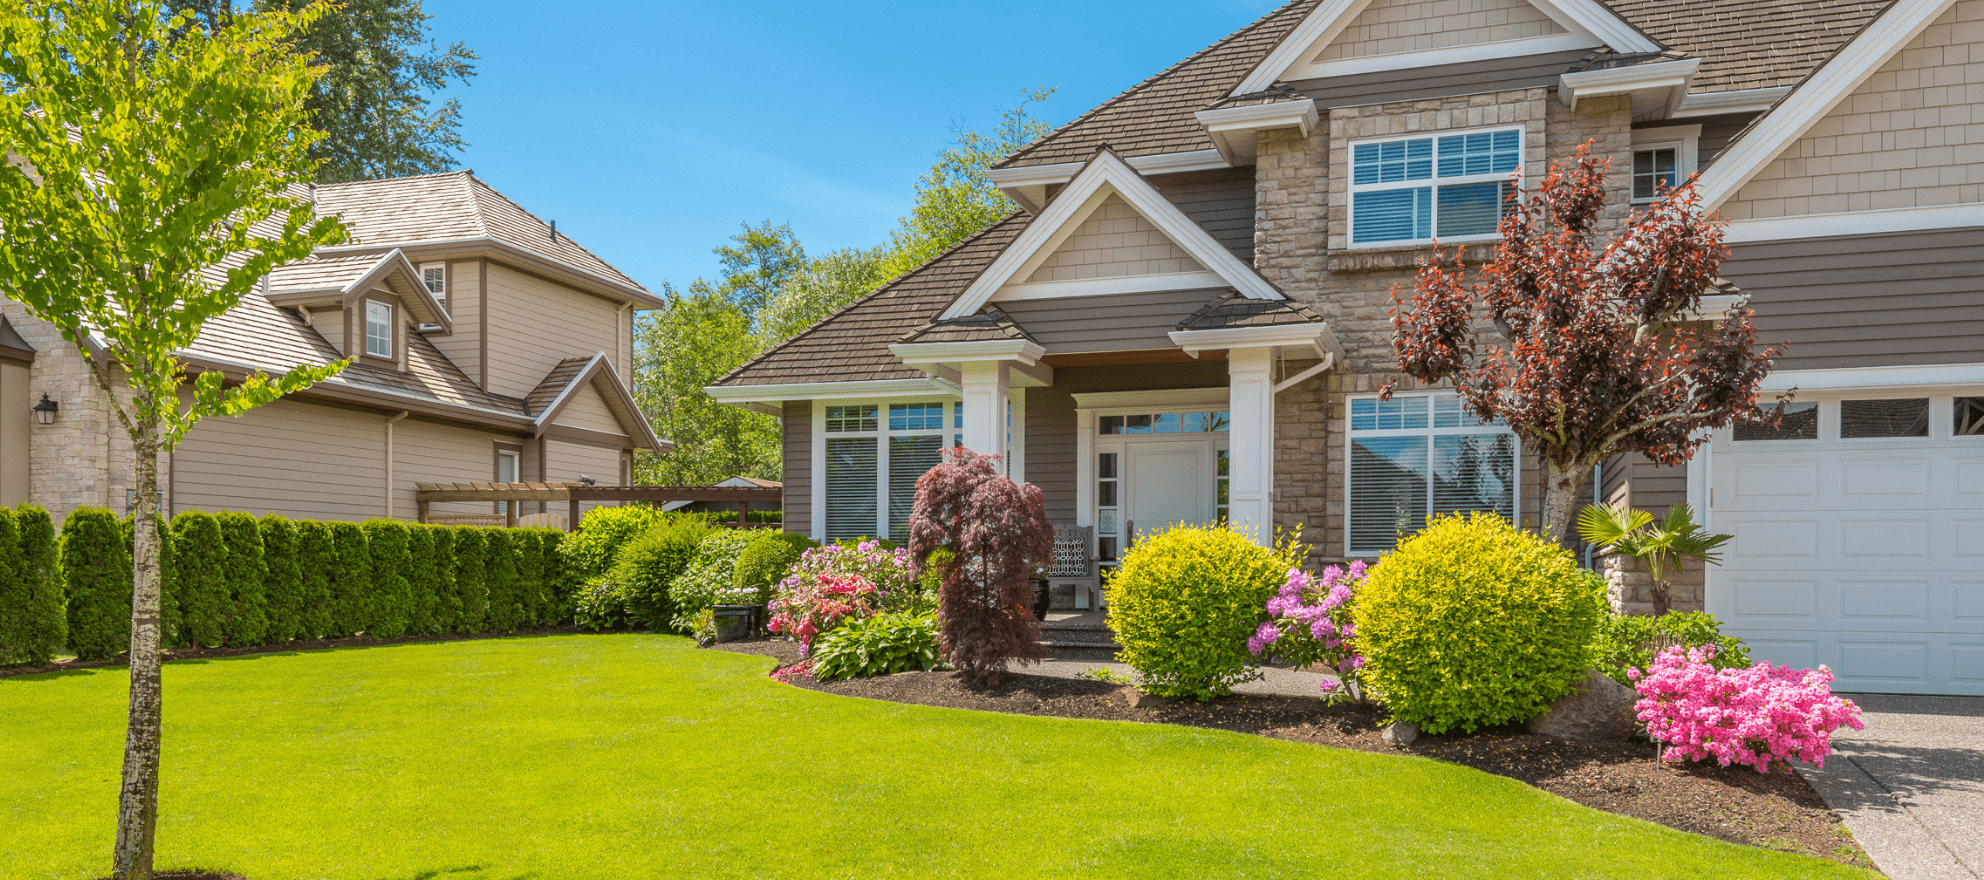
[539,528,577,624]
[148,514,181,647]
[666,531,755,631]
[215,511,269,647]
[170,511,228,648]
[61,508,131,661]
[810,611,943,681]
[1104,524,1302,700]
[450,527,488,633]
[614,516,713,632]
[573,577,627,633]
[1358,513,1606,735]
[515,528,561,627]
[259,516,304,643]
[558,505,668,583]
[327,521,371,637]
[425,526,459,633]
[1591,610,1750,686]
[0,506,63,665]
[483,529,524,631]
[360,520,413,639]
[733,531,812,600]
[293,520,337,640]
[404,525,440,636]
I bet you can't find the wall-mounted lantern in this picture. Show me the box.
[31,393,57,426]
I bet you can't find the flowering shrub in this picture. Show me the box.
[783,540,919,599]
[665,531,755,631]
[1632,645,1864,772]
[1248,562,1368,703]
[767,572,882,655]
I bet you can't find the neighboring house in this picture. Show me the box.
[710,0,1984,695]
[0,170,669,527]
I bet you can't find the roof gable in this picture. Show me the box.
[527,352,668,453]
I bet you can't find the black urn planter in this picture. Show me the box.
[1032,578,1052,621]
[712,605,758,643]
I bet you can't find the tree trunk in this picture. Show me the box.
[114,428,162,880]
[1539,459,1590,550]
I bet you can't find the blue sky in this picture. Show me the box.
[421,0,1286,293]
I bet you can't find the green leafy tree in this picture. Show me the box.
[1578,502,1732,617]
[174,0,476,183]
[751,245,891,349]
[632,287,779,486]
[711,221,807,319]
[880,87,1053,280]
[0,3,346,873]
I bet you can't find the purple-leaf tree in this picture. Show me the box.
[1389,142,1784,547]
[908,447,1052,688]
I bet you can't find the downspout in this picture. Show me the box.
[384,411,409,518]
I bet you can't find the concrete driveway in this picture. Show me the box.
[1799,695,1984,880]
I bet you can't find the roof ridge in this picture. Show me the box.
[993,0,1315,170]
[714,212,1030,387]
[315,168,476,190]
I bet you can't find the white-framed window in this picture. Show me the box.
[1345,392,1518,555]
[1349,126,1522,248]
[494,448,520,515]
[822,400,961,543]
[421,263,446,306]
[364,300,393,359]
[1629,124,1700,204]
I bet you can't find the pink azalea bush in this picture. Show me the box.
[1247,562,1368,703]
[1631,645,1864,772]
[765,540,919,656]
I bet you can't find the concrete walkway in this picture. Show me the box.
[1025,657,1339,698]
[1799,695,1984,880]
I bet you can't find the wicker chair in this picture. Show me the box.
[1046,523,1101,610]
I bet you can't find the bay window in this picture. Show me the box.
[1350,127,1521,247]
[1346,392,1517,555]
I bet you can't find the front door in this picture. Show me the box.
[1127,444,1210,543]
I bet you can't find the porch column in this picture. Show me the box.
[1227,347,1275,544]
[960,360,1010,465]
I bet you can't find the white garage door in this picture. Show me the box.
[1707,395,1984,696]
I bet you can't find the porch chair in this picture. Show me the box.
[1046,523,1102,611]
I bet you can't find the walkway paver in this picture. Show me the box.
[1799,695,1984,880]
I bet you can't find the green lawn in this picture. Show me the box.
[1,635,1870,880]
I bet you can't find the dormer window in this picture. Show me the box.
[421,263,446,306]
[1349,126,1522,248]
[364,300,394,358]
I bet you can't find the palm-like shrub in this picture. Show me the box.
[1359,513,1606,734]
[1578,503,1731,616]
[1107,524,1301,700]
[907,448,1051,688]
[61,508,131,661]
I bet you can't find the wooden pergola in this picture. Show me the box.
[412,482,783,531]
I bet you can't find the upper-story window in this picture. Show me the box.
[1632,147,1679,201]
[421,263,446,307]
[364,300,393,359]
[1350,127,1521,247]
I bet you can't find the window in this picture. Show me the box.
[1346,393,1517,555]
[1734,402,1818,441]
[1841,399,1929,439]
[421,264,446,306]
[1096,452,1120,563]
[1350,127,1520,247]
[1215,450,1230,524]
[494,449,520,516]
[364,300,393,359]
[1958,397,1984,437]
[1632,147,1679,202]
[822,400,959,543]
[1099,411,1229,435]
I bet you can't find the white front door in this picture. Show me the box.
[1128,444,1211,543]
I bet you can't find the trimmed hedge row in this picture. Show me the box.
[0,504,579,664]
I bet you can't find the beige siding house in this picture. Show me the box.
[0,170,669,527]
[711,0,1984,695]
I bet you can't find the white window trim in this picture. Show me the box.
[1343,390,1521,556]
[494,448,521,516]
[1629,124,1701,204]
[420,262,447,302]
[810,398,962,542]
[364,300,394,359]
[1345,124,1525,251]
[1083,398,1235,560]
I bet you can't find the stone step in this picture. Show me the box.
[1041,640,1121,661]
[1039,627,1118,646]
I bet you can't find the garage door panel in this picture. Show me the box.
[1839,579,1930,620]
[1839,459,1931,498]
[1955,645,1984,684]
[1838,641,1930,684]
[1728,519,1820,559]
[1957,460,1984,494]
[1727,578,1819,620]
[1746,639,1819,671]
[1953,520,1984,556]
[1838,520,1931,559]
[1957,582,1984,620]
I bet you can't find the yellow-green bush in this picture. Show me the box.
[1104,524,1301,700]
[1357,513,1605,734]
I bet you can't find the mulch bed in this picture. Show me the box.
[0,626,581,679]
[721,639,1874,870]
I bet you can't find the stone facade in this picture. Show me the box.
[0,302,159,526]
[1252,90,1636,563]
[1602,552,1707,616]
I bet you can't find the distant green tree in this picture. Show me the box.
[880,87,1054,280]
[711,221,808,320]
[751,245,893,349]
[632,286,779,486]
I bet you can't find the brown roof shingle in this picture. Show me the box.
[1609,0,1891,94]
[1176,293,1325,330]
[896,306,1037,345]
[525,356,593,417]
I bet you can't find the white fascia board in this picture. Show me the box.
[888,339,1047,366]
[1669,87,1789,118]
[531,352,605,428]
[1697,0,1958,210]
[1723,203,1984,243]
[702,378,954,404]
[1168,323,1343,359]
[1196,100,1320,164]
[994,271,1229,303]
[1531,0,1661,55]
[1070,387,1231,409]
[1288,32,1601,81]
[1557,57,1698,110]
[1757,362,1984,394]
[946,150,1281,322]
[983,149,1229,189]
[1231,0,1371,96]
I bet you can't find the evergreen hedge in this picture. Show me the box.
[361,520,414,639]
[328,521,371,637]
[60,508,130,661]
[259,515,304,643]
[404,525,439,636]
[171,511,229,648]
[216,511,269,647]
[483,528,523,631]
[293,519,337,640]
[512,528,545,627]
[451,527,487,633]
[0,506,64,665]
[425,525,458,634]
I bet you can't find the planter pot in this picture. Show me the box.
[712,605,758,643]
[1032,579,1051,621]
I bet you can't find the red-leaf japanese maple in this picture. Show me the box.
[1389,143,1784,547]
[908,447,1052,688]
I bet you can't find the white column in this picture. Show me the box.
[960,360,1011,465]
[1227,347,1276,545]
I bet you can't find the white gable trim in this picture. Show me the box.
[983,149,1228,213]
[1697,0,1960,210]
[1288,32,1601,82]
[995,272,1230,302]
[941,150,1281,321]
[1723,203,1984,243]
[1230,0,1657,96]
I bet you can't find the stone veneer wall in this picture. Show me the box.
[1603,553,1706,616]
[1254,90,1635,564]
[1,302,160,526]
